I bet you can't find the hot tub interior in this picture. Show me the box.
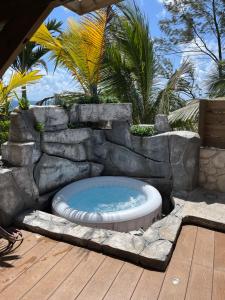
[52,177,163,232]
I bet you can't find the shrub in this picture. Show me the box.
[34,122,45,132]
[0,119,10,146]
[130,125,156,137]
[53,92,120,109]
[17,97,30,110]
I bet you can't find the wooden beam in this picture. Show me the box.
[0,0,120,77]
[0,0,64,78]
[64,0,121,15]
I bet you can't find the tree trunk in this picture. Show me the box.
[212,0,223,77]
[21,86,27,99]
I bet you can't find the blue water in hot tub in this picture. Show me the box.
[67,186,146,213]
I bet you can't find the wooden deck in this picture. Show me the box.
[0,225,225,300]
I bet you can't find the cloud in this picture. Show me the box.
[180,38,220,96]
[26,68,79,102]
[3,67,80,102]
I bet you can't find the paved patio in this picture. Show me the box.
[0,224,225,300]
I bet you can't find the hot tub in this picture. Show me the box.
[52,177,162,232]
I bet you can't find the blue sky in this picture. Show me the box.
[4,0,212,101]
[12,0,166,102]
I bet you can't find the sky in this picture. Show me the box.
[3,0,215,102]
[4,0,168,103]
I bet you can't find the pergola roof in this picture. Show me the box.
[0,0,121,77]
[64,0,120,15]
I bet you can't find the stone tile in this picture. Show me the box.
[102,232,145,263]
[140,240,172,270]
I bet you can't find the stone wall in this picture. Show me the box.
[199,147,225,192]
[0,104,200,226]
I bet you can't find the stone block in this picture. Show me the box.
[102,232,145,263]
[1,142,41,166]
[131,134,170,162]
[11,167,39,203]
[9,111,40,143]
[42,142,87,161]
[105,122,170,161]
[34,154,92,194]
[42,128,92,144]
[140,240,172,270]
[167,131,200,191]
[154,114,171,133]
[94,142,171,178]
[105,121,132,148]
[70,103,132,123]
[30,105,69,131]
[90,163,104,177]
[0,169,24,226]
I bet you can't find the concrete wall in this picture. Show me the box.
[199,147,225,192]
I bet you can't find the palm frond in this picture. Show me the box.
[168,100,199,124]
[207,63,225,97]
[0,71,42,112]
[157,59,195,114]
[32,9,111,96]
[101,3,155,123]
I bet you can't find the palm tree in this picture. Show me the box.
[156,59,195,115]
[102,4,195,123]
[0,71,42,115]
[31,8,112,102]
[207,61,225,97]
[102,3,155,123]
[12,19,62,99]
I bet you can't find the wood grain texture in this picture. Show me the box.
[199,100,225,148]
[0,226,224,300]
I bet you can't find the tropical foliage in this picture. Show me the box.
[0,71,42,115]
[102,4,156,123]
[158,0,225,97]
[102,4,195,123]
[12,19,62,98]
[130,124,156,137]
[207,61,225,97]
[32,8,112,101]
[168,100,199,130]
[31,4,196,123]
[0,119,10,146]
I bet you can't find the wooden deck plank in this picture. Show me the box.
[212,270,225,300]
[185,264,213,300]
[103,262,143,300]
[131,269,165,300]
[158,261,191,300]
[158,225,197,300]
[214,231,225,271]
[21,246,88,300]
[76,257,124,300]
[0,237,55,293]
[0,232,43,269]
[0,226,224,300]
[171,225,197,264]
[48,251,105,300]
[192,227,215,268]
[0,242,72,299]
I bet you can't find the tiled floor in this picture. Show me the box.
[0,225,225,300]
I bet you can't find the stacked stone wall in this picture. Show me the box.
[199,148,225,192]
